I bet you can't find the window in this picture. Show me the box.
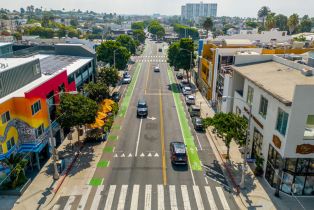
[303,115,314,140]
[1,111,11,124]
[259,96,268,118]
[68,73,75,84]
[31,100,41,115]
[35,124,44,138]
[33,63,40,75]
[6,137,15,151]
[276,108,289,136]
[58,83,65,93]
[246,85,254,104]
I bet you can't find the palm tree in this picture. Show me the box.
[265,13,276,30]
[202,17,213,38]
[287,13,299,34]
[258,6,270,27]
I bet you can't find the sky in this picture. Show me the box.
[2,0,314,17]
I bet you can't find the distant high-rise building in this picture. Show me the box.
[181,2,217,22]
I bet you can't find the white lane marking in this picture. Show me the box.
[140,152,145,157]
[154,153,159,157]
[130,185,140,210]
[128,153,133,157]
[187,157,196,186]
[135,118,143,157]
[64,195,75,210]
[193,186,205,210]
[117,185,128,210]
[147,152,152,157]
[157,185,165,210]
[169,185,178,210]
[181,185,191,210]
[104,185,116,210]
[90,185,105,210]
[121,153,125,157]
[113,153,118,157]
[144,185,152,210]
[216,187,231,210]
[204,176,208,185]
[205,186,218,210]
[77,186,92,210]
[195,132,203,150]
[52,204,60,210]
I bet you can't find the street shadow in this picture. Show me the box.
[167,83,181,93]
[171,163,188,171]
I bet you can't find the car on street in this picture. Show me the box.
[179,79,189,89]
[111,91,121,102]
[122,74,131,84]
[137,99,148,118]
[154,66,160,72]
[188,105,201,117]
[182,86,192,95]
[170,141,188,165]
[192,117,204,132]
[176,72,183,80]
[185,95,195,105]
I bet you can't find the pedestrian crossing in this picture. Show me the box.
[135,55,168,63]
[53,184,234,210]
[136,59,167,63]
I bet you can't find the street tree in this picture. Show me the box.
[265,13,276,30]
[203,112,247,159]
[131,22,144,30]
[245,21,258,29]
[58,94,99,141]
[288,13,299,34]
[202,17,213,38]
[97,67,120,87]
[132,29,146,43]
[274,14,288,31]
[257,6,270,27]
[116,34,136,54]
[167,41,180,71]
[84,82,110,103]
[148,21,165,38]
[96,40,130,70]
[177,38,195,83]
[300,15,312,32]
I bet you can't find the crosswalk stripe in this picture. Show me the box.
[90,185,104,210]
[117,185,128,210]
[216,187,231,210]
[205,186,218,210]
[64,195,75,210]
[181,185,191,210]
[144,185,152,210]
[193,186,204,210]
[52,204,60,210]
[77,186,92,210]
[169,185,178,210]
[157,185,165,210]
[104,185,116,210]
[130,185,140,210]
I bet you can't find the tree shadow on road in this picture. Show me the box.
[167,83,181,93]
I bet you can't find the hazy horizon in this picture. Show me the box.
[2,0,314,18]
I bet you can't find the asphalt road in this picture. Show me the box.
[52,40,239,210]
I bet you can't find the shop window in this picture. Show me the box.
[285,158,297,172]
[281,172,293,194]
[304,176,314,195]
[296,159,309,174]
[293,176,306,195]
[31,100,42,115]
[308,159,314,173]
[259,96,268,118]
[35,124,44,138]
[276,108,289,136]
[246,86,254,105]
[303,115,314,140]
[252,128,263,159]
[1,111,10,124]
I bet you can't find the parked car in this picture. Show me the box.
[154,66,160,72]
[170,141,188,165]
[188,105,201,117]
[179,80,189,89]
[122,74,131,84]
[111,91,121,102]
[192,117,204,132]
[137,99,148,118]
[176,72,183,80]
[182,86,192,95]
[185,95,195,105]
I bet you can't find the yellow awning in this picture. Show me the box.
[97,111,107,119]
[90,118,105,128]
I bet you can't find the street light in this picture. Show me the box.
[46,91,78,180]
[222,95,252,189]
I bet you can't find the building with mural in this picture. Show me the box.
[0,44,96,181]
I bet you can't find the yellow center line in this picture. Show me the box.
[159,82,167,186]
[145,62,151,94]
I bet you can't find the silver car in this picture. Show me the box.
[122,75,131,84]
[182,86,192,95]
[185,95,195,105]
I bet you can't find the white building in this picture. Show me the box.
[181,2,217,22]
[224,55,314,196]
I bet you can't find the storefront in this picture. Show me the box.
[265,144,314,195]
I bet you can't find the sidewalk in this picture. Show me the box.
[191,74,313,210]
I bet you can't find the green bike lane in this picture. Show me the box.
[166,67,202,171]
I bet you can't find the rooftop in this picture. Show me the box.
[233,61,314,105]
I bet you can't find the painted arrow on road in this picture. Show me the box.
[147,116,157,120]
